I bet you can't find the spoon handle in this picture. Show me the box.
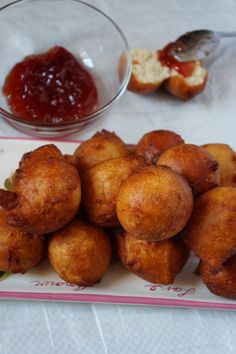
[218,31,236,38]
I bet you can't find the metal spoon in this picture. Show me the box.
[169,30,236,62]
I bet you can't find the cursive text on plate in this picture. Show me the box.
[30,280,86,292]
[145,284,196,297]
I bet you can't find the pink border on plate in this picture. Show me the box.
[0,291,235,310]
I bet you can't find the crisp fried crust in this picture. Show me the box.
[202,143,236,187]
[128,72,162,93]
[136,130,184,165]
[115,229,189,284]
[0,144,81,234]
[73,130,129,175]
[63,154,74,165]
[48,219,112,286]
[157,144,220,196]
[163,71,208,100]
[116,165,193,241]
[200,256,236,299]
[0,209,45,273]
[82,155,145,228]
[182,187,236,269]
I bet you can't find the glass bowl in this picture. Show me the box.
[0,0,131,137]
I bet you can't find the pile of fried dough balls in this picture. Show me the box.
[0,130,236,299]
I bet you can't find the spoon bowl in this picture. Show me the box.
[170,29,236,62]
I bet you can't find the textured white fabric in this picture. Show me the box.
[0,0,236,353]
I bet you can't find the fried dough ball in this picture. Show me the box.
[136,130,184,165]
[127,48,207,99]
[157,144,220,196]
[115,229,189,284]
[200,256,236,299]
[116,166,193,241]
[202,143,236,187]
[0,209,45,273]
[73,130,129,174]
[163,67,208,100]
[48,219,112,286]
[82,155,145,228]
[0,144,81,234]
[182,187,236,270]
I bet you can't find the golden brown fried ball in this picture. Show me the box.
[48,219,112,286]
[73,130,129,174]
[163,70,208,100]
[136,130,184,165]
[202,143,236,187]
[115,229,189,284]
[0,209,45,273]
[116,166,193,241]
[157,143,220,196]
[82,155,145,228]
[200,256,236,299]
[0,144,81,234]
[182,187,236,270]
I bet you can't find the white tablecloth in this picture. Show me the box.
[0,0,236,353]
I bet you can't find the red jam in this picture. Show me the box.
[159,43,194,78]
[3,46,98,123]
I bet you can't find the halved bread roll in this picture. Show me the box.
[128,47,207,99]
[128,49,170,94]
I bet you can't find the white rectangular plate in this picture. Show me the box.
[0,137,235,310]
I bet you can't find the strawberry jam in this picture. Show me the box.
[3,46,98,123]
[159,43,194,78]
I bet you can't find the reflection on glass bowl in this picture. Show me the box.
[0,0,131,137]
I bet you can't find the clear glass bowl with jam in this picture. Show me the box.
[0,0,131,137]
